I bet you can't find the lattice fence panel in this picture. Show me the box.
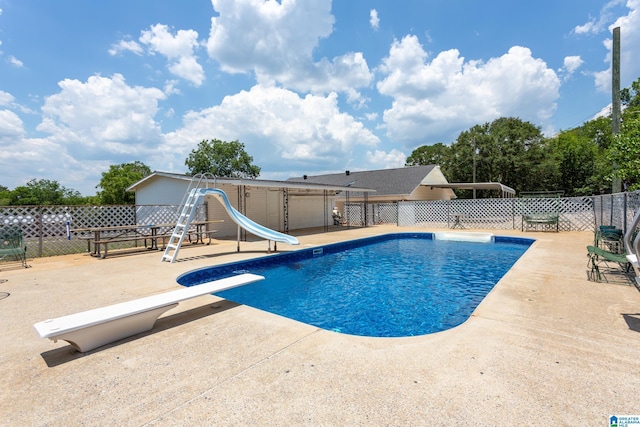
[344,203,366,226]
[559,197,594,231]
[450,199,513,229]
[409,200,450,228]
[0,204,207,258]
[367,203,398,225]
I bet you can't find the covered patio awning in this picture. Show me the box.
[426,182,516,198]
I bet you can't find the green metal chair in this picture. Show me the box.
[587,245,630,282]
[0,227,28,268]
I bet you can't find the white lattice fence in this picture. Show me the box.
[368,203,398,225]
[0,204,206,257]
[405,200,449,227]
[559,197,594,231]
[367,196,597,231]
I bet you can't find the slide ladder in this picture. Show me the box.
[161,174,213,263]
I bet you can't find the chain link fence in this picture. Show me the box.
[3,191,640,260]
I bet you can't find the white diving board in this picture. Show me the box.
[33,273,264,352]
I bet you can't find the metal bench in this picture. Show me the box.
[522,213,560,232]
[33,273,264,352]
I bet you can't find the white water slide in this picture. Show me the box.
[203,188,300,246]
[162,187,299,262]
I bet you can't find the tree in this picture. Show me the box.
[549,129,599,196]
[447,118,557,196]
[0,185,11,206]
[621,76,640,108]
[185,139,260,178]
[97,161,151,205]
[405,143,453,177]
[9,179,83,205]
[608,111,640,190]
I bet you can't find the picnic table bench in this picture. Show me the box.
[73,221,219,258]
[33,273,264,352]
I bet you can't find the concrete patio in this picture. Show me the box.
[1,225,639,425]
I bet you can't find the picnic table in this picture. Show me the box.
[72,221,221,258]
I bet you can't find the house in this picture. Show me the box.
[288,165,516,203]
[126,171,374,238]
[287,165,456,208]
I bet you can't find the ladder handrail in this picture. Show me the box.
[623,209,640,255]
[162,172,217,263]
[175,173,217,216]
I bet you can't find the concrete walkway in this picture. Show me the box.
[1,226,639,426]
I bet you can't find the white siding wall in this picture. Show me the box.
[204,183,240,238]
[289,195,334,229]
[135,178,189,205]
[135,176,338,238]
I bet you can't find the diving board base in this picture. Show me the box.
[45,304,178,352]
[34,273,265,352]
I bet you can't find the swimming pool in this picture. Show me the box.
[177,233,533,337]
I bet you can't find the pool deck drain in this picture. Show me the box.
[1,226,639,425]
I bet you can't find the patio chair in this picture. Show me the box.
[587,245,630,282]
[595,226,624,254]
[0,227,28,268]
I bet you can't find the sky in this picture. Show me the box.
[1,0,639,196]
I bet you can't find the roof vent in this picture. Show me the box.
[346,170,350,176]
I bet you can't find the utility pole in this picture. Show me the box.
[612,26,621,193]
[472,138,477,199]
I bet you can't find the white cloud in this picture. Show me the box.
[37,74,166,158]
[108,39,144,56]
[164,84,379,173]
[370,9,380,31]
[0,109,24,140]
[365,149,406,168]
[377,35,560,145]
[1,74,173,193]
[139,24,205,86]
[592,0,640,92]
[110,25,204,86]
[559,55,584,81]
[206,0,372,97]
[573,0,626,35]
[8,55,23,67]
[0,90,14,106]
[563,55,584,74]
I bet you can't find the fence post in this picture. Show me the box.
[37,206,44,257]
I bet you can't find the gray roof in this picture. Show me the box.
[127,171,376,193]
[287,165,438,196]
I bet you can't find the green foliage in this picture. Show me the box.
[0,185,10,206]
[406,143,452,177]
[448,117,558,196]
[97,161,152,205]
[608,112,640,190]
[621,77,640,108]
[185,139,260,178]
[8,179,86,205]
[549,129,599,195]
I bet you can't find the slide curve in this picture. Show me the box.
[200,188,299,246]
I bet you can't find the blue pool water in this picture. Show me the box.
[177,233,533,337]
